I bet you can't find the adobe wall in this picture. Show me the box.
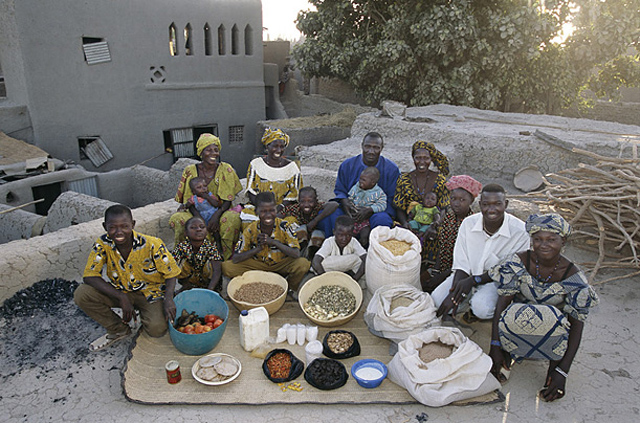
[298,104,638,189]
[0,199,176,304]
[43,192,116,233]
[0,203,45,243]
[1,0,264,174]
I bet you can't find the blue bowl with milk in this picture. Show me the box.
[351,359,388,388]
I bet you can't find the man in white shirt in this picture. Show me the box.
[433,184,530,320]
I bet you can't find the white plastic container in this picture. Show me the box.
[286,324,297,345]
[305,340,323,365]
[296,323,306,346]
[239,307,270,352]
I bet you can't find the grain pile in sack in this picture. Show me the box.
[387,327,501,407]
[364,285,440,343]
[366,227,421,295]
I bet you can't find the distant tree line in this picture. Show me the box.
[294,0,640,114]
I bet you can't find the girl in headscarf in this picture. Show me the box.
[245,128,302,207]
[487,213,599,402]
[424,175,482,292]
[393,140,450,262]
[169,133,243,260]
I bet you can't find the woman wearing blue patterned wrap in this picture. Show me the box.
[488,213,598,402]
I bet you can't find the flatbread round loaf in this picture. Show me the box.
[196,367,219,381]
[214,360,238,377]
[199,356,222,368]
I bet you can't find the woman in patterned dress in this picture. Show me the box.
[393,140,450,262]
[423,175,481,292]
[245,128,302,208]
[488,213,598,402]
[169,133,243,260]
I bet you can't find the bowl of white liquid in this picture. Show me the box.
[351,359,388,389]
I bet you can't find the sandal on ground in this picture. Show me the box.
[462,310,480,324]
[90,328,132,352]
[287,289,299,302]
[497,364,511,384]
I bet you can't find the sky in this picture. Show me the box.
[262,0,313,41]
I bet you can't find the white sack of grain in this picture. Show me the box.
[364,284,440,343]
[387,327,500,407]
[366,226,421,295]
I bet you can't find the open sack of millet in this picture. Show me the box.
[387,326,501,407]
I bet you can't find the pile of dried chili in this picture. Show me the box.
[266,352,292,379]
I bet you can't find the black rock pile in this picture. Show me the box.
[0,279,104,379]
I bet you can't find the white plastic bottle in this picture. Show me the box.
[239,307,270,352]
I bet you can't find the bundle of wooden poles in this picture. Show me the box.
[523,146,640,284]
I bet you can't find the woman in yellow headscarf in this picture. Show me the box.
[169,133,242,260]
[245,128,302,207]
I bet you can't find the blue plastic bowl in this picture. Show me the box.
[351,359,388,389]
[168,288,229,355]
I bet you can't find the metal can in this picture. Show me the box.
[165,360,181,384]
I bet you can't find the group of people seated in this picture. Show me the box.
[74,128,598,403]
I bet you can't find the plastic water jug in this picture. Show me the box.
[239,307,269,352]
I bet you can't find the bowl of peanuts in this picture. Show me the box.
[227,270,288,315]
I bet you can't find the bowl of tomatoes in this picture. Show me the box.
[168,288,229,355]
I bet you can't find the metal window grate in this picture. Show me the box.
[83,41,111,65]
[83,137,113,167]
[171,128,195,158]
[229,125,244,143]
[68,176,99,197]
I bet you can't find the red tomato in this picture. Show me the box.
[204,314,219,324]
[205,322,214,329]
[183,326,195,334]
[202,325,212,332]
[195,325,206,334]
[212,318,224,329]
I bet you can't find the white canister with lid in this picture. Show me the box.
[239,307,270,352]
[305,340,323,365]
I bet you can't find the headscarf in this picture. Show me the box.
[196,133,221,157]
[525,213,572,238]
[261,128,290,148]
[412,141,449,176]
[445,175,483,198]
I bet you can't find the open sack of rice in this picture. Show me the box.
[366,227,422,295]
[364,285,440,343]
[387,327,500,407]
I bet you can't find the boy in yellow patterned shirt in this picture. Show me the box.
[222,192,310,298]
[74,205,181,351]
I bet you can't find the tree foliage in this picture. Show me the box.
[294,0,640,113]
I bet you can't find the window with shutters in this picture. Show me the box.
[82,37,111,65]
[163,125,218,161]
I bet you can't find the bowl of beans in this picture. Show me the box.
[298,272,363,327]
[227,270,288,315]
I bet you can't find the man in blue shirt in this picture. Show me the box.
[319,132,400,236]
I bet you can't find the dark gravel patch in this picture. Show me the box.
[0,279,130,380]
